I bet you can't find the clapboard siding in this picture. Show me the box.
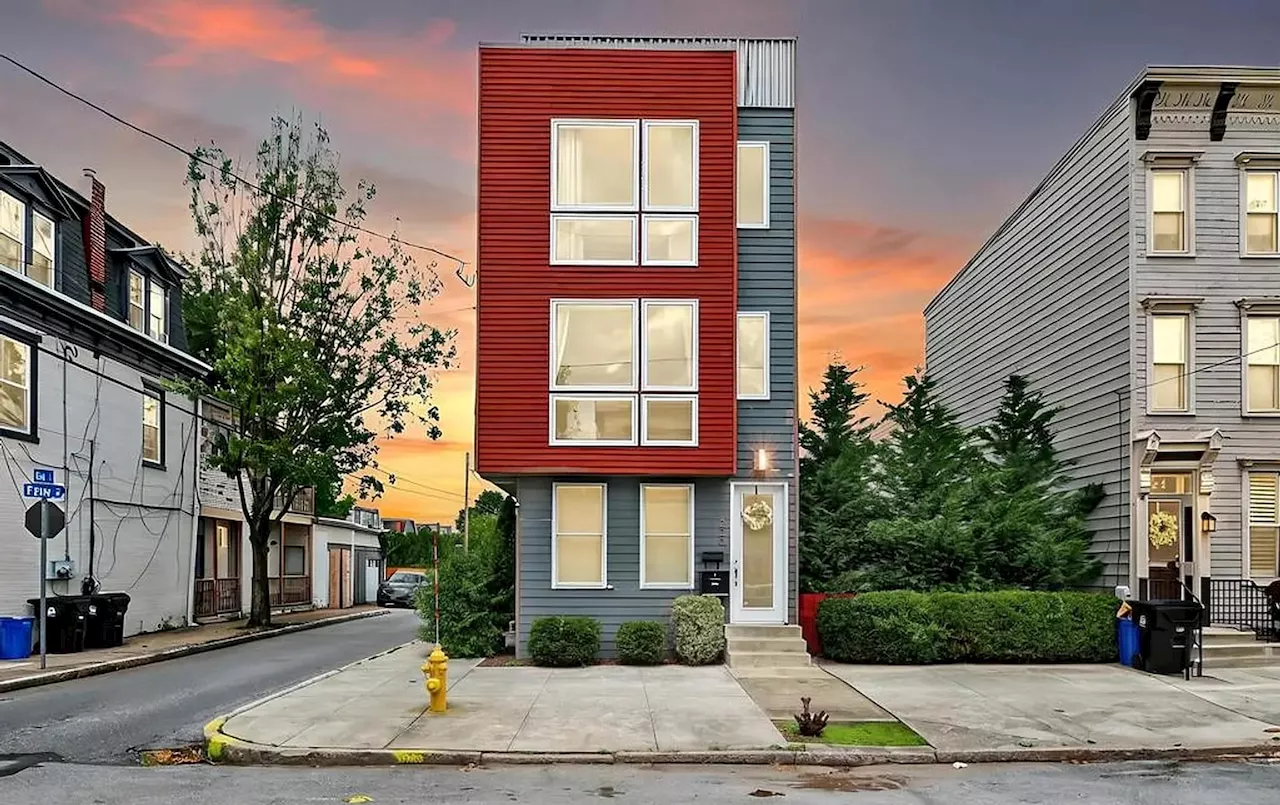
[1133,117,1280,579]
[924,101,1133,589]
[736,108,798,622]
[515,476,729,657]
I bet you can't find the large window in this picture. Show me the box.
[550,299,698,446]
[0,333,34,438]
[641,484,694,589]
[1150,312,1190,412]
[142,387,164,467]
[1245,171,1280,255]
[1247,316,1280,413]
[1249,472,1280,578]
[550,119,698,267]
[737,142,770,229]
[737,312,770,400]
[1150,169,1190,254]
[0,189,55,288]
[553,483,607,588]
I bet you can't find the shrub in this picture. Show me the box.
[671,595,725,665]
[415,550,503,659]
[528,616,601,667]
[616,620,667,665]
[817,590,1117,664]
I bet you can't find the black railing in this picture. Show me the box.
[1206,578,1277,642]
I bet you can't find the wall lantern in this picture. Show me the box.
[1201,512,1217,535]
[753,448,771,473]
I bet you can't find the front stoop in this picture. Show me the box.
[725,624,813,672]
[1200,627,1280,669]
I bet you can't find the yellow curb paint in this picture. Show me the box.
[204,716,230,762]
[393,751,426,764]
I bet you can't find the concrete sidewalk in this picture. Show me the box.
[822,662,1280,756]
[0,606,387,693]
[219,642,785,755]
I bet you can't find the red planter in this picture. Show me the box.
[799,592,854,656]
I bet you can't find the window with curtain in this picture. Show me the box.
[552,396,635,444]
[0,334,32,435]
[1249,472,1280,578]
[552,216,636,264]
[554,484,606,587]
[737,142,769,228]
[552,301,636,389]
[1245,171,1280,255]
[1248,316,1280,413]
[641,485,693,588]
[1150,313,1189,412]
[737,312,770,399]
[555,122,637,209]
[128,271,146,331]
[1150,169,1189,253]
[30,212,54,288]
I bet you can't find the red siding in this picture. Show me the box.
[475,47,738,476]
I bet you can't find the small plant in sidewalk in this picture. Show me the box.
[528,616,601,667]
[793,697,830,737]
[671,595,725,665]
[616,620,667,665]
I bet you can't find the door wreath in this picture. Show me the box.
[1148,511,1178,548]
[742,499,774,531]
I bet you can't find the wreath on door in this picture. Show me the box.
[1149,511,1179,548]
[742,500,774,531]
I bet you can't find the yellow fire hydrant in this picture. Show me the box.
[422,645,448,713]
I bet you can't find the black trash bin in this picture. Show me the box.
[86,593,131,649]
[1130,599,1204,675]
[27,596,88,654]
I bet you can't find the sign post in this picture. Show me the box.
[38,500,48,670]
[23,469,67,671]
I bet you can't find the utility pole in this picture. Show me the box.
[463,451,471,553]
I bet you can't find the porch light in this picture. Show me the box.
[753,448,771,473]
[1201,512,1217,535]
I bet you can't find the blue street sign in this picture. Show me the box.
[23,483,66,500]
[33,469,55,483]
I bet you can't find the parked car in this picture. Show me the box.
[377,571,427,608]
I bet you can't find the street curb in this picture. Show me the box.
[0,608,391,694]
[200,717,1280,768]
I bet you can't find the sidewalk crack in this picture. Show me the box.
[640,669,660,751]
[506,671,551,752]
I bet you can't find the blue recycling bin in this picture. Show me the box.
[1118,616,1140,668]
[0,616,35,660]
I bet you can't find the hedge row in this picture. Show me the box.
[816,590,1118,664]
[528,595,726,666]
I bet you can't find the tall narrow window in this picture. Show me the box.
[1248,316,1280,413]
[640,484,694,588]
[1249,472,1280,578]
[1245,171,1280,255]
[737,142,769,229]
[0,333,33,437]
[1150,169,1189,253]
[1150,313,1189,412]
[148,282,168,343]
[643,301,696,390]
[737,312,770,400]
[142,388,163,466]
[553,484,607,588]
[30,212,54,289]
[0,191,25,275]
[553,121,639,211]
[551,301,637,390]
[643,121,697,211]
[128,271,146,331]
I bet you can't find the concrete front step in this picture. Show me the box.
[724,636,809,653]
[724,650,812,669]
[724,624,803,638]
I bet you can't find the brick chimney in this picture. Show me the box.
[83,169,107,311]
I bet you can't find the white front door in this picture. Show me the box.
[730,482,788,624]
[364,558,379,604]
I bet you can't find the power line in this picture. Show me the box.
[0,51,470,270]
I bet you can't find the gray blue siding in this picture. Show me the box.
[737,107,799,619]
[924,101,1133,590]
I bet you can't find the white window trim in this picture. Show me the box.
[550,119,641,213]
[30,209,55,282]
[1146,166,1195,257]
[141,387,164,467]
[639,483,696,590]
[0,332,35,439]
[128,270,146,331]
[549,298,640,392]
[149,283,170,344]
[641,119,699,213]
[0,189,27,273]
[736,311,771,401]
[1244,469,1280,581]
[641,298,698,391]
[1240,168,1280,258]
[551,482,609,589]
[737,141,770,230]
[549,214,639,266]
[548,394,638,447]
[1242,310,1280,417]
[1146,308,1194,416]
[640,394,699,447]
[640,214,698,267]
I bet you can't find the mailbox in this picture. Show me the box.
[699,570,729,596]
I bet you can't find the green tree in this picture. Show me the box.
[491,494,518,621]
[180,117,455,627]
[314,477,356,519]
[455,489,507,532]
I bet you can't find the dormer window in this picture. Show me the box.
[127,267,168,344]
[1,190,55,288]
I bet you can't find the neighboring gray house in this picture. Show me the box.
[0,140,209,636]
[475,37,801,664]
[925,66,1280,629]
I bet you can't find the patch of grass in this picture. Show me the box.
[775,720,928,747]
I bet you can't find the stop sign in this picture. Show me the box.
[24,500,65,540]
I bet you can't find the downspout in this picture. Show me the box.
[185,397,202,626]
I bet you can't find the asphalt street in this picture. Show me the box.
[3,759,1280,804]
[0,608,419,764]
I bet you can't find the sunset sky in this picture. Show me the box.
[4,0,1280,521]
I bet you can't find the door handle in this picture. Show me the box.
[733,560,739,586]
